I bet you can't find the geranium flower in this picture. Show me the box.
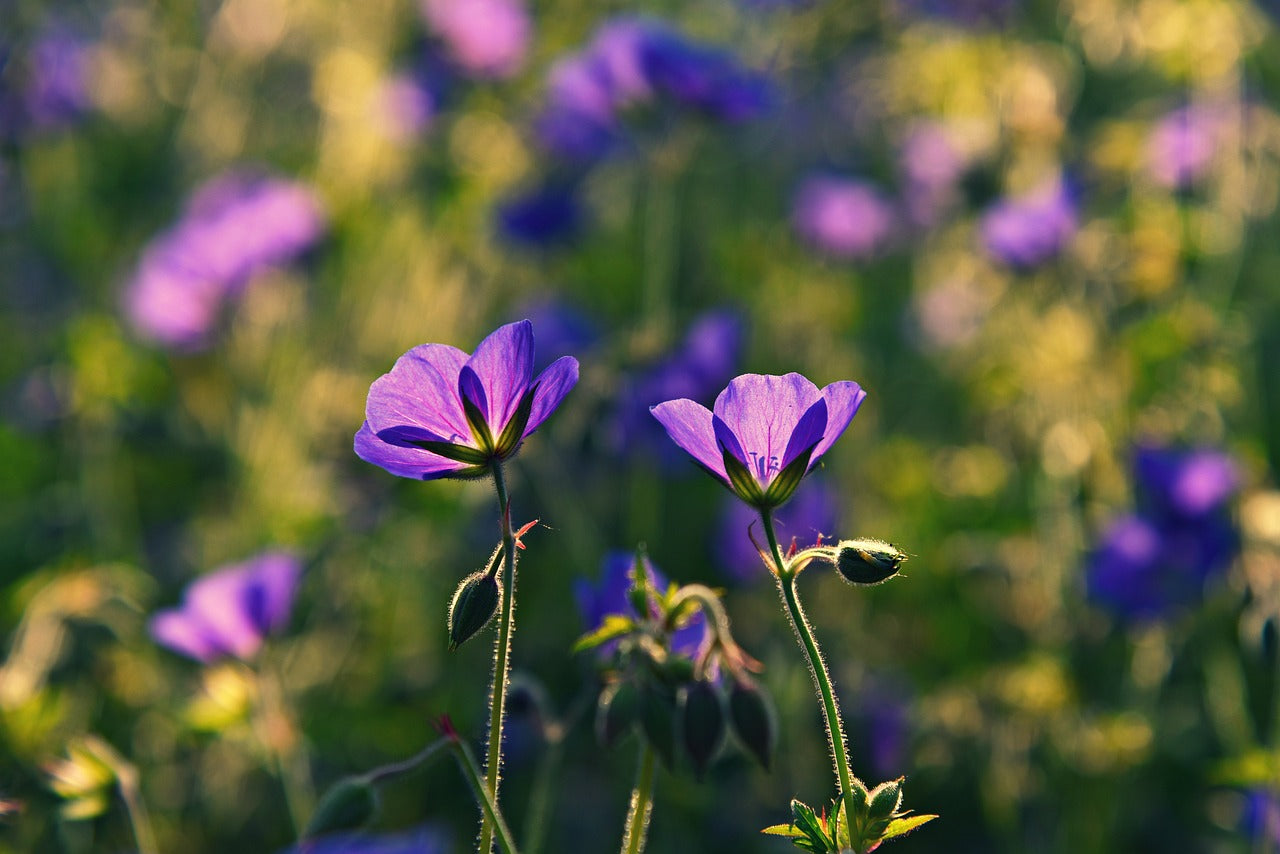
[355,320,579,480]
[150,552,302,663]
[650,372,865,509]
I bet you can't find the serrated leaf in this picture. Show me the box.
[761,824,807,838]
[572,615,636,652]
[881,814,938,840]
[791,799,834,851]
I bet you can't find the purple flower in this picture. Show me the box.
[980,177,1077,269]
[1146,104,1225,190]
[355,320,579,480]
[496,182,583,248]
[24,29,93,129]
[900,123,965,227]
[123,172,326,350]
[1133,445,1239,521]
[420,0,530,79]
[510,297,599,373]
[718,478,839,581]
[150,552,302,663]
[574,552,705,657]
[277,825,450,854]
[651,372,866,509]
[372,72,435,142]
[792,176,897,260]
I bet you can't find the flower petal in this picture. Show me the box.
[241,552,303,635]
[781,399,827,472]
[463,320,535,435]
[811,381,866,467]
[524,355,580,437]
[149,609,222,663]
[365,343,472,446]
[712,373,822,482]
[649,399,727,484]
[354,421,477,480]
[183,567,264,661]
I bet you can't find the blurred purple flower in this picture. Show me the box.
[496,182,583,248]
[574,551,705,657]
[24,29,93,129]
[1243,790,1280,848]
[718,478,839,581]
[980,177,1077,269]
[278,825,450,854]
[1146,104,1225,190]
[792,175,897,260]
[355,320,579,480]
[511,297,599,373]
[123,172,326,350]
[420,0,530,79]
[1133,445,1239,521]
[373,72,435,142]
[150,552,302,663]
[900,123,965,227]
[895,0,1017,26]
[651,372,866,509]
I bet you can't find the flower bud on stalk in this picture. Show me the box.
[596,679,640,748]
[728,677,777,771]
[448,568,501,651]
[680,679,726,780]
[834,538,907,585]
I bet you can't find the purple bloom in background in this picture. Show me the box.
[1133,445,1239,521]
[355,320,579,480]
[277,825,451,854]
[24,28,93,129]
[150,552,302,663]
[511,297,599,373]
[574,552,705,657]
[496,182,583,248]
[718,478,839,581]
[1146,104,1225,190]
[1242,790,1280,848]
[980,177,1077,269]
[900,123,965,227]
[895,0,1017,26]
[123,172,326,350]
[372,72,435,142]
[792,175,897,260]
[651,372,866,509]
[420,0,530,79]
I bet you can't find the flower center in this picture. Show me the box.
[746,451,780,482]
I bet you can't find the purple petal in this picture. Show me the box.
[355,421,474,480]
[463,320,534,436]
[782,399,828,471]
[150,610,222,663]
[712,415,748,469]
[712,373,823,485]
[524,356,579,437]
[183,568,265,661]
[458,365,490,425]
[366,344,472,446]
[811,381,867,467]
[241,552,303,635]
[649,399,728,484]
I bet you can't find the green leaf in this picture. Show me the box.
[881,814,939,840]
[572,615,636,653]
[791,799,834,851]
[761,824,807,838]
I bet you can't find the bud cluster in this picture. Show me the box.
[763,777,936,854]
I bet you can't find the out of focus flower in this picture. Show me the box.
[1146,104,1226,190]
[894,0,1017,26]
[718,478,839,581]
[123,172,326,350]
[150,552,302,664]
[496,182,583,248]
[24,28,93,130]
[511,297,599,372]
[651,372,866,509]
[574,552,705,657]
[355,320,579,480]
[371,71,435,142]
[1242,790,1280,849]
[45,737,118,820]
[981,177,1077,269]
[420,0,530,79]
[792,175,897,260]
[536,17,771,161]
[1087,445,1240,620]
[278,825,451,854]
[900,123,966,227]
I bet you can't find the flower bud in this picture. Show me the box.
[596,679,639,748]
[448,571,500,650]
[679,680,725,780]
[639,682,678,768]
[867,778,903,822]
[834,538,907,585]
[728,677,777,771]
[303,777,378,839]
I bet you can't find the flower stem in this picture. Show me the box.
[88,737,158,854]
[479,462,519,853]
[761,509,861,843]
[253,663,314,838]
[450,734,521,854]
[620,744,657,854]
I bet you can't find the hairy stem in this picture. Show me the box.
[762,509,861,842]
[620,744,657,854]
[451,735,520,854]
[479,462,519,853]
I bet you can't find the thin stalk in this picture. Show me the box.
[363,737,451,786]
[90,738,157,854]
[479,462,519,853]
[761,509,861,844]
[450,735,520,854]
[254,664,314,837]
[620,745,657,854]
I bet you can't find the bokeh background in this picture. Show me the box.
[3,0,1280,851]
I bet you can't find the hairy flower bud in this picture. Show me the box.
[448,571,500,650]
[680,680,726,780]
[867,778,903,821]
[834,538,907,585]
[304,777,378,839]
[728,677,777,771]
[596,679,639,748]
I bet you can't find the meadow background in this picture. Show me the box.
[3,0,1280,851]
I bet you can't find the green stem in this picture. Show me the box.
[90,738,157,854]
[479,462,519,853]
[620,745,657,854]
[254,664,314,837]
[450,736,520,854]
[761,509,861,844]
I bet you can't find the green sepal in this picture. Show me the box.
[303,777,378,839]
[460,392,496,454]
[408,439,491,466]
[762,442,817,507]
[493,383,538,459]
[572,615,636,653]
[719,441,766,506]
[867,778,903,822]
[881,813,939,840]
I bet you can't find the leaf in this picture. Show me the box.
[572,615,636,653]
[761,824,807,838]
[880,814,938,840]
[791,799,834,851]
